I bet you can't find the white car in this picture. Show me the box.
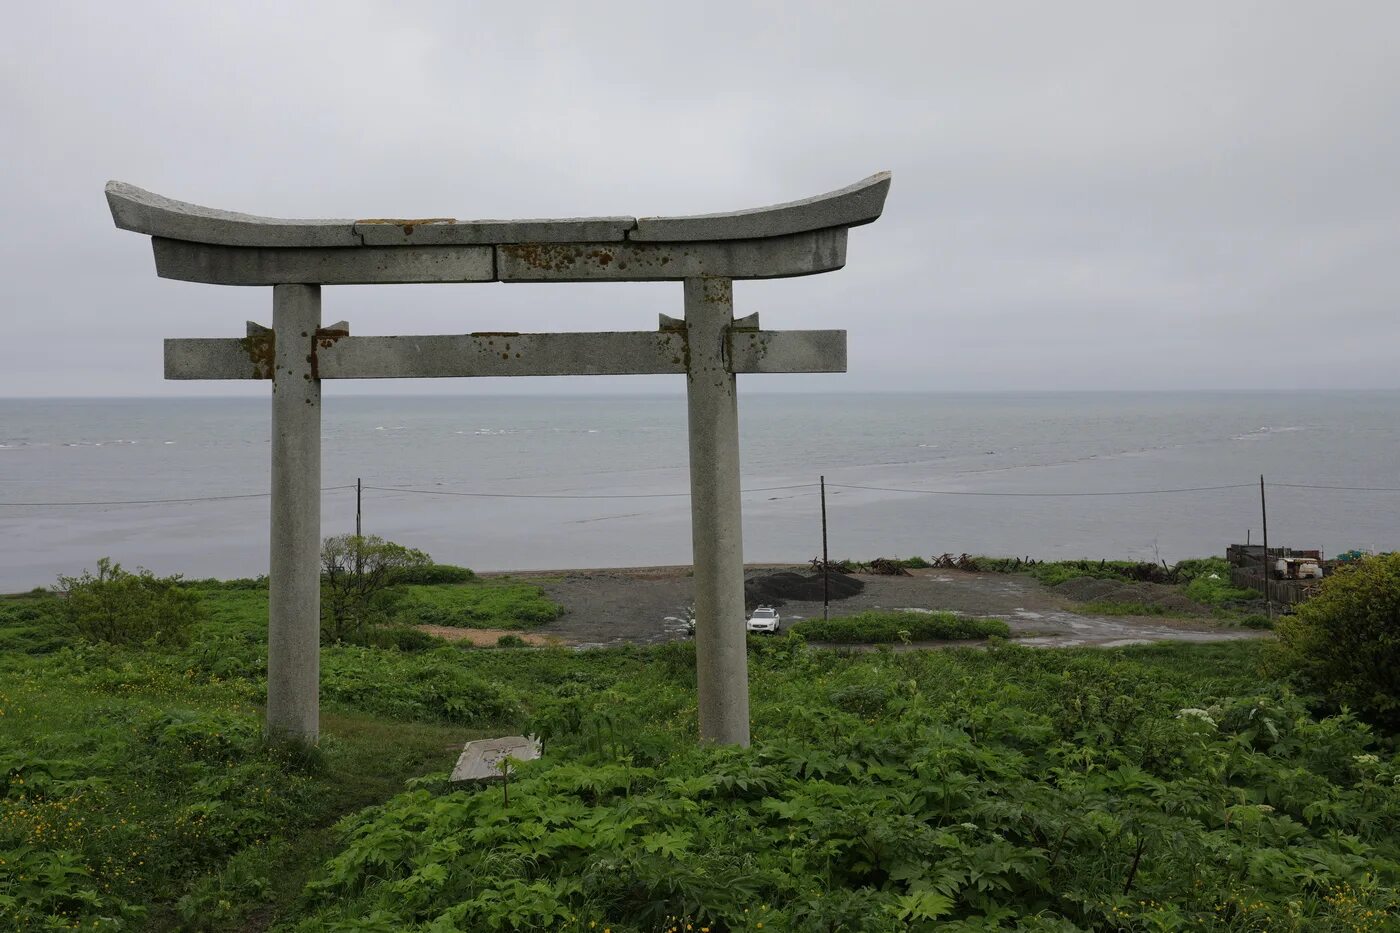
[746,606,781,633]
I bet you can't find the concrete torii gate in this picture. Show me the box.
[105,172,891,746]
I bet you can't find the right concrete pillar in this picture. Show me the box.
[683,276,751,746]
[266,284,322,743]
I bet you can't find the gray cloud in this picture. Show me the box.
[2,0,1397,396]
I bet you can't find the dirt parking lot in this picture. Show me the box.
[482,566,1269,650]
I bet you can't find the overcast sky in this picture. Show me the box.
[2,1,1397,397]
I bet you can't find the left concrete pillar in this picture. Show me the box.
[266,284,321,742]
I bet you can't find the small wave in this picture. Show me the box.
[1232,425,1308,441]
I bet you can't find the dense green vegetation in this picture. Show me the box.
[975,556,1263,623]
[1074,601,1171,617]
[791,611,1010,643]
[1272,552,1400,730]
[393,580,564,629]
[57,558,204,647]
[3,561,1398,931]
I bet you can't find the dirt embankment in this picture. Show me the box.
[465,566,1268,650]
[1051,577,1204,615]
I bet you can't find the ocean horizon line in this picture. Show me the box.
[5,386,1400,402]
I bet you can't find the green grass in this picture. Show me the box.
[393,580,563,629]
[1027,559,1165,587]
[0,621,476,930]
[1184,572,1261,606]
[1077,600,1172,616]
[3,579,1398,931]
[791,610,1011,643]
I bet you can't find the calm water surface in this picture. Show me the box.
[0,391,1395,590]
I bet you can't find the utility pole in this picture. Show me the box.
[1260,475,1272,622]
[821,475,830,621]
[355,477,363,578]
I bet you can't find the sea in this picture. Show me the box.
[0,391,1396,592]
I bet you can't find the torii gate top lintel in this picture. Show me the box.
[105,172,890,285]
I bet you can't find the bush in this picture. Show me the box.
[348,624,445,652]
[320,535,432,643]
[496,634,527,648]
[54,558,202,648]
[791,611,1009,643]
[1273,553,1400,728]
[396,563,476,585]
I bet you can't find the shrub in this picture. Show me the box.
[496,634,527,648]
[349,624,445,652]
[396,563,476,585]
[791,610,1009,643]
[1272,553,1400,728]
[54,558,202,648]
[320,535,432,643]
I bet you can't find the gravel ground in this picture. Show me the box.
[479,566,1270,650]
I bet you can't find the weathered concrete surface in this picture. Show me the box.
[450,735,542,782]
[320,332,687,378]
[165,330,847,379]
[684,277,750,746]
[107,182,361,248]
[151,231,847,285]
[496,228,847,282]
[108,174,889,248]
[353,217,634,246]
[632,171,892,242]
[265,285,321,743]
[152,238,495,286]
[107,181,635,246]
[166,335,274,379]
[728,329,846,373]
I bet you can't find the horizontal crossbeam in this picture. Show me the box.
[164,330,846,380]
[150,229,847,285]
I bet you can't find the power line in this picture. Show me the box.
[361,482,821,501]
[0,485,357,507]
[827,482,1256,498]
[2,479,1397,508]
[1267,482,1400,492]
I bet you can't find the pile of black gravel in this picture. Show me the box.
[744,570,864,609]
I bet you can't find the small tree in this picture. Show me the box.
[1272,553,1400,729]
[320,534,431,643]
[55,557,202,647]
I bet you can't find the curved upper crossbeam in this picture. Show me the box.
[105,173,890,248]
[106,173,890,284]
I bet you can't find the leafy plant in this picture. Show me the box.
[395,581,562,629]
[1272,552,1400,729]
[55,557,203,648]
[394,563,476,585]
[791,611,1009,643]
[320,535,432,643]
